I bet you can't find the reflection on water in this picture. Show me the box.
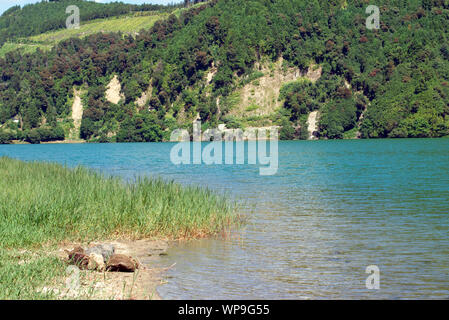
[1,139,449,299]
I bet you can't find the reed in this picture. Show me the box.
[0,157,240,248]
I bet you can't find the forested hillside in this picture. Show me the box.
[0,0,177,46]
[0,0,448,144]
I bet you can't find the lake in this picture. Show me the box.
[1,139,448,299]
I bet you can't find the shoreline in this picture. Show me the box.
[4,136,449,145]
[0,157,239,300]
[49,239,172,300]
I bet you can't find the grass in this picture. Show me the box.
[0,248,65,300]
[29,13,166,45]
[0,156,239,299]
[0,157,239,248]
[0,42,52,57]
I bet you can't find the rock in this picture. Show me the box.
[86,244,115,263]
[67,246,89,269]
[88,253,106,271]
[106,254,139,272]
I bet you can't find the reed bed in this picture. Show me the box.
[0,157,239,248]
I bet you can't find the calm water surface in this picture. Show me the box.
[1,139,448,299]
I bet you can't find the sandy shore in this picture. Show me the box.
[49,239,171,300]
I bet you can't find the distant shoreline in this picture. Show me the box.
[4,136,448,145]
[41,140,86,144]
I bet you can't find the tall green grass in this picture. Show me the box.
[0,157,239,248]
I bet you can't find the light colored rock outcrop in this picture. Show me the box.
[230,58,322,118]
[206,62,218,84]
[307,111,319,140]
[230,58,300,117]
[70,88,84,139]
[304,64,322,83]
[135,85,153,109]
[105,75,125,104]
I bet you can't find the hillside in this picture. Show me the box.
[0,0,449,144]
[0,0,176,43]
[0,12,168,57]
[0,0,182,57]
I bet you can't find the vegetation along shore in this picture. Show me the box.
[0,157,240,299]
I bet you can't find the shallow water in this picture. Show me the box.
[1,139,448,299]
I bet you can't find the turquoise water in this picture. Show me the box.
[1,139,448,299]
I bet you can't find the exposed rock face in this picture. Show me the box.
[307,111,319,140]
[231,57,302,117]
[70,88,84,139]
[230,58,323,118]
[106,254,139,273]
[344,79,351,89]
[135,85,153,109]
[304,64,322,83]
[105,75,125,104]
[206,62,218,84]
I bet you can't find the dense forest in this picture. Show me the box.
[0,0,449,144]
